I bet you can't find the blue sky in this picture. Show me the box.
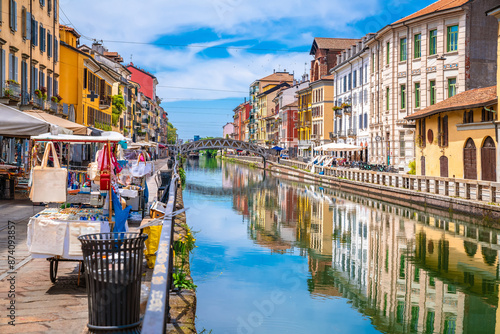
[60,0,436,140]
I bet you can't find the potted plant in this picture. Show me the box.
[34,89,42,98]
[3,88,12,97]
[51,94,63,103]
[333,105,342,111]
[6,79,19,85]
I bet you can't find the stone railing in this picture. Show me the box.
[276,159,500,204]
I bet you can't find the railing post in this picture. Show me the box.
[425,178,430,193]
[491,186,497,203]
[477,183,482,201]
[435,179,440,195]
[444,180,449,196]
[465,183,471,199]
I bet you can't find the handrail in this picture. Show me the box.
[141,157,179,333]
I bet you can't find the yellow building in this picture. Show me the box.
[406,86,498,180]
[59,26,115,129]
[297,86,312,157]
[1,0,60,111]
[310,75,334,147]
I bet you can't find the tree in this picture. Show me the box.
[201,136,218,157]
[167,122,177,144]
[111,89,125,126]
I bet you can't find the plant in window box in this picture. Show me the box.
[3,88,13,97]
[416,135,423,147]
[6,79,19,86]
[51,94,63,103]
[34,89,42,98]
[332,106,342,111]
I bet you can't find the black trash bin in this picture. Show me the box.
[78,232,147,333]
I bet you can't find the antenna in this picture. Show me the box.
[304,62,307,75]
[130,54,133,62]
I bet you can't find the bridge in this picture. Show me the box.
[176,138,276,165]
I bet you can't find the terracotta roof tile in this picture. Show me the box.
[259,72,294,82]
[406,86,497,120]
[313,38,359,51]
[283,101,298,108]
[59,24,81,38]
[392,0,468,25]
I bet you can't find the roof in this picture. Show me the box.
[259,72,294,82]
[59,24,81,38]
[310,38,359,54]
[406,86,497,120]
[256,82,291,98]
[126,63,157,80]
[392,0,468,25]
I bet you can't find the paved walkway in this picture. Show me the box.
[0,158,170,333]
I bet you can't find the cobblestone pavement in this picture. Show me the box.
[0,158,170,333]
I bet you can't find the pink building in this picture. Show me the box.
[223,122,235,139]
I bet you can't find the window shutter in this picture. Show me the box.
[48,32,52,57]
[53,0,57,20]
[26,11,31,40]
[443,116,448,146]
[47,76,52,97]
[39,24,43,51]
[364,113,368,128]
[14,56,18,82]
[14,0,17,31]
[54,38,58,62]
[83,68,87,89]
[422,119,426,148]
[21,7,26,37]
[54,79,58,95]
[1,50,5,93]
[437,115,441,146]
[48,0,51,14]
[34,68,38,89]
[31,65,35,93]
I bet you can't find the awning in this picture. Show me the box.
[24,110,89,135]
[31,132,127,143]
[271,146,284,151]
[0,103,71,136]
[315,143,363,152]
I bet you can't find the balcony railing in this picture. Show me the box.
[343,106,352,115]
[4,81,21,101]
[338,131,347,138]
[335,109,343,117]
[49,101,59,113]
[329,132,338,140]
[348,129,356,137]
[99,95,111,109]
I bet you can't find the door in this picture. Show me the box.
[463,138,477,180]
[440,156,448,177]
[421,156,425,176]
[481,136,496,181]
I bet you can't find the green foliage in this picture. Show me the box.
[167,122,178,144]
[408,160,416,175]
[179,167,186,187]
[111,90,125,126]
[201,137,218,157]
[172,271,197,290]
[94,121,112,131]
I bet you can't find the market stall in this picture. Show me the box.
[26,132,138,283]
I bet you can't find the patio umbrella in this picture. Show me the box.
[271,146,284,151]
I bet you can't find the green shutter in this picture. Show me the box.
[429,30,437,55]
[414,34,421,58]
[386,42,390,64]
[414,83,420,108]
[400,38,407,62]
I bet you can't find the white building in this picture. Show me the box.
[331,35,373,161]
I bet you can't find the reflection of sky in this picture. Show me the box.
[185,161,380,334]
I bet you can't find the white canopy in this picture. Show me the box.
[315,143,363,152]
[31,132,127,143]
[24,110,89,135]
[0,103,72,136]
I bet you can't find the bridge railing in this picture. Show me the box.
[141,158,179,333]
[275,159,500,204]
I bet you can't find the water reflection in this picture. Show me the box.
[219,160,500,333]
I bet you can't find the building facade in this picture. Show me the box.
[366,0,499,170]
[1,0,60,112]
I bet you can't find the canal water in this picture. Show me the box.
[184,157,500,334]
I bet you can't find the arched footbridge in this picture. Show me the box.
[177,138,276,165]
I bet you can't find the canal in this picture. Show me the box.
[184,157,500,334]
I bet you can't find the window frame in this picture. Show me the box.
[430,80,436,105]
[401,84,406,109]
[447,25,458,52]
[447,78,456,98]
[414,33,421,59]
[386,41,390,65]
[400,37,407,62]
[414,82,420,108]
[429,29,437,55]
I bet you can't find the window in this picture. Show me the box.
[430,80,436,105]
[448,78,456,98]
[47,31,52,58]
[54,37,58,62]
[364,113,368,128]
[414,34,421,58]
[9,53,18,81]
[438,115,448,146]
[426,310,435,334]
[482,107,495,122]
[353,70,357,88]
[386,87,390,111]
[401,84,406,109]
[429,29,437,55]
[53,0,57,21]
[386,42,390,64]
[360,67,363,85]
[447,25,458,52]
[40,0,45,7]
[364,64,368,83]
[400,131,405,157]
[372,53,375,73]
[348,73,352,90]
[39,24,46,52]
[400,38,407,61]
[415,82,420,108]
[9,0,18,32]
[31,18,38,46]
[463,110,474,124]
[343,75,347,92]
[21,7,31,40]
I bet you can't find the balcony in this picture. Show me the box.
[32,96,44,109]
[3,81,21,101]
[343,105,352,115]
[335,109,343,117]
[338,131,347,139]
[329,132,338,140]
[99,95,111,109]
[348,129,356,137]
